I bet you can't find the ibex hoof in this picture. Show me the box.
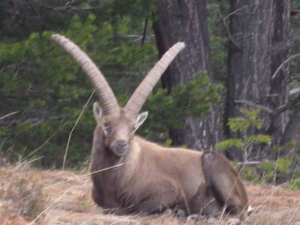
[164,208,186,219]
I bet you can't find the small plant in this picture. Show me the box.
[238,166,260,183]
[290,175,300,190]
[259,157,292,184]
[214,109,300,186]
[215,108,271,162]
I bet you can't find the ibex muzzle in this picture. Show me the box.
[51,34,249,221]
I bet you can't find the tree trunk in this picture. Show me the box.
[281,103,300,163]
[225,0,290,160]
[153,0,223,150]
[270,0,290,145]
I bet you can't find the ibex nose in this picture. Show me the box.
[113,140,128,157]
[116,140,127,148]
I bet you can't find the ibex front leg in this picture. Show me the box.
[132,179,183,215]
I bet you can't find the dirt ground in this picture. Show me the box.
[0,164,300,225]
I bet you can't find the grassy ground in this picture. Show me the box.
[0,163,300,225]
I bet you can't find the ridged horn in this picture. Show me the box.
[125,42,185,117]
[51,34,120,115]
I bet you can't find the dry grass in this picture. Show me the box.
[0,163,44,225]
[0,163,300,225]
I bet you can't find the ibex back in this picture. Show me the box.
[51,34,249,221]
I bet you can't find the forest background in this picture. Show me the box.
[1,0,300,188]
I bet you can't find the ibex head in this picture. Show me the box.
[51,34,185,157]
[93,104,148,157]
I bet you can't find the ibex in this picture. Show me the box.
[51,34,248,221]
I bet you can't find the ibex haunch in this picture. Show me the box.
[51,34,249,221]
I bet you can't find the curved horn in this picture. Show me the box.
[125,42,185,117]
[51,34,120,115]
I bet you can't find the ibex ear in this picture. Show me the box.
[134,111,148,132]
[93,102,103,121]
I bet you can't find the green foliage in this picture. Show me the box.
[215,139,243,149]
[215,109,271,161]
[0,6,220,168]
[260,158,291,175]
[259,157,292,184]
[207,2,229,82]
[139,73,221,136]
[236,156,300,189]
[227,109,263,132]
[244,135,271,145]
[237,157,300,188]
[0,12,156,168]
[238,167,260,183]
[290,175,300,190]
[224,113,300,188]
[292,0,300,9]
[162,139,172,147]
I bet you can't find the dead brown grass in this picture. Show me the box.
[0,164,300,225]
[0,163,44,225]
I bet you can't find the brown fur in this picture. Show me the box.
[90,107,248,220]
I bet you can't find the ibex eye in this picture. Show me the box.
[102,121,111,135]
[103,121,110,128]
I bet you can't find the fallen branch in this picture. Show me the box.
[237,161,262,166]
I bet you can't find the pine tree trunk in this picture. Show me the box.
[281,104,300,163]
[153,0,223,150]
[225,0,290,160]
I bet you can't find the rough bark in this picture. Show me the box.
[225,0,290,160]
[153,0,223,150]
[281,103,300,163]
[270,0,290,143]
